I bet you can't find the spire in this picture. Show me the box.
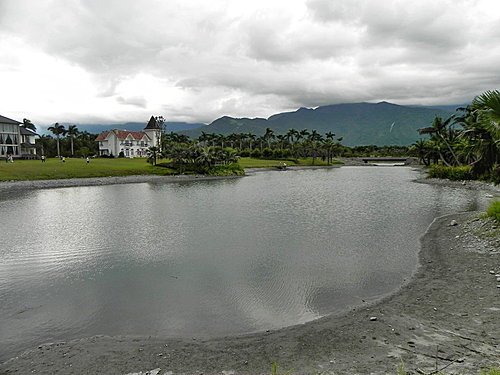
[145,115,161,130]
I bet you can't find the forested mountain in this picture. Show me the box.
[181,102,454,146]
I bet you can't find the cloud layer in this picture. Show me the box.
[1,0,499,124]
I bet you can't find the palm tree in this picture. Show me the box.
[47,123,66,158]
[36,134,52,156]
[66,124,79,156]
[22,118,37,132]
[263,127,275,148]
[472,89,500,140]
[457,94,500,176]
[247,132,256,150]
[418,116,460,166]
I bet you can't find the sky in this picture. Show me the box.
[1,0,500,125]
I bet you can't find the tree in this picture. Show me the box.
[263,127,275,148]
[418,116,460,166]
[147,146,160,165]
[22,118,37,132]
[66,124,79,156]
[36,135,52,156]
[47,123,66,158]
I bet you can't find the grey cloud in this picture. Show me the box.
[116,96,148,108]
[1,0,500,124]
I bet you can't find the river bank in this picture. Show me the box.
[1,205,499,374]
[0,165,344,191]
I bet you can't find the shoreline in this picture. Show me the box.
[0,165,343,191]
[1,173,499,374]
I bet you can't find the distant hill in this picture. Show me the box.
[181,102,454,146]
[39,121,206,135]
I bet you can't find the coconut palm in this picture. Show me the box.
[263,127,275,148]
[22,118,37,132]
[66,124,79,156]
[47,123,66,158]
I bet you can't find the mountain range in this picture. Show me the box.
[180,102,457,146]
[38,102,459,146]
[38,121,205,136]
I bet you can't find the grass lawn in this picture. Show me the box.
[0,157,175,181]
[0,157,343,181]
[237,157,342,168]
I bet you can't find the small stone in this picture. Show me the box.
[370,316,377,321]
[433,307,437,311]
[450,220,458,226]
[497,285,500,288]
[490,270,495,274]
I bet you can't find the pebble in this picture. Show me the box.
[450,220,458,226]
[490,270,495,274]
[369,316,377,321]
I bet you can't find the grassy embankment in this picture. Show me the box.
[0,157,342,181]
[0,158,175,181]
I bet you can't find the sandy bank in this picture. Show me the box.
[1,208,499,374]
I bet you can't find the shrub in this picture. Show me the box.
[486,200,500,222]
[262,148,273,158]
[239,149,250,157]
[206,163,245,176]
[428,165,473,180]
[251,149,262,158]
[489,164,500,185]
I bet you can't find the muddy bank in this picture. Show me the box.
[0,174,243,192]
[1,210,499,375]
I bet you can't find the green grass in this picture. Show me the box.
[486,200,500,222]
[428,164,473,180]
[0,156,343,181]
[0,157,175,181]
[238,157,342,168]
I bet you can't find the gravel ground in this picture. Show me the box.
[1,177,498,375]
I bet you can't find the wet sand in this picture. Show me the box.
[1,178,499,374]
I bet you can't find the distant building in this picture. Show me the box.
[95,116,163,157]
[0,115,37,159]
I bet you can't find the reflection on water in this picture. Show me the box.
[0,167,492,361]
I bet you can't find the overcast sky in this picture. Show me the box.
[1,0,499,125]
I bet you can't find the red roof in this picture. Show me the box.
[95,130,151,141]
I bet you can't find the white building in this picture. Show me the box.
[96,116,162,157]
[0,115,37,159]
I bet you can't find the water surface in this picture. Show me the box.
[0,167,491,361]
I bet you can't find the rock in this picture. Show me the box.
[370,316,377,321]
[450,220,458,226]
[490,270,495,274]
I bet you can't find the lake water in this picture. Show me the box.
[0,167,491,361]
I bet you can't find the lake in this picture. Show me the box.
[0,167,491,361]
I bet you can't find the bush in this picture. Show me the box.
[262,148,273,158]
[239,149,250,157]
[428,165,473,180]
[489,164,500,185]
[250,149,262,158]
[206,163,245,176]
[486,200,500,222]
